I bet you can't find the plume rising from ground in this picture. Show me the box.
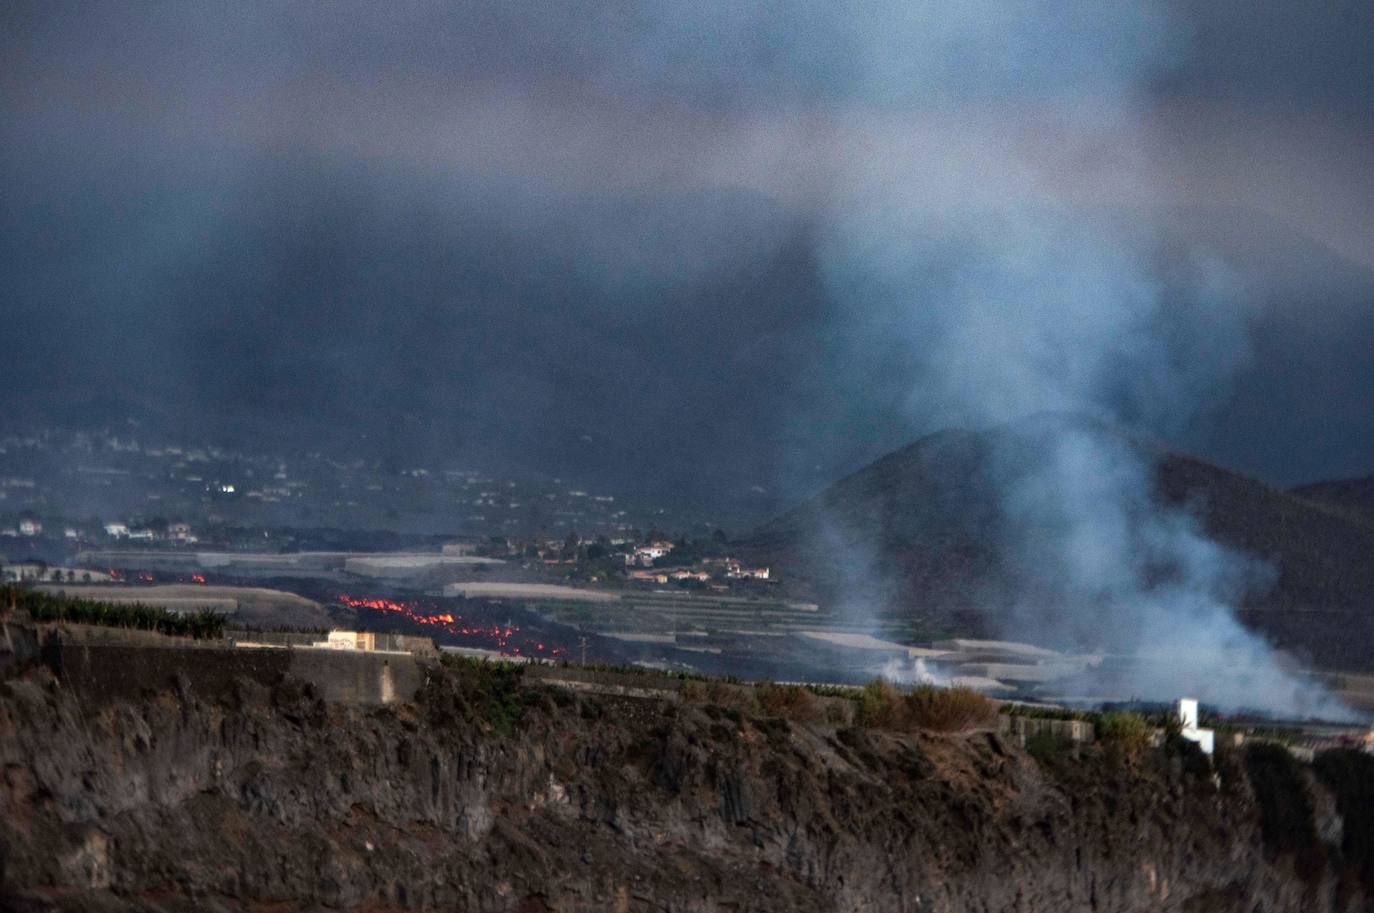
[748,4,1349,717]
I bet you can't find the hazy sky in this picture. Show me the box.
[3,1,1372,521]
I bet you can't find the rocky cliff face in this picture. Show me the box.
[1,652,1371,913]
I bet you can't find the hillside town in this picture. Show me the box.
[0,425,722,545]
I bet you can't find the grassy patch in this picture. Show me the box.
[856,680,998,733]
[856,679,906,729]
[907,685,999,731]
[1096,712,1151,766]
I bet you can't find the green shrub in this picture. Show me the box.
[1097,712,1151,765]
[857,679,906,729]
[439,654,530,733]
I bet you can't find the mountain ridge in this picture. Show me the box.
[1291,474,1374,526]
[746,416,1374,671]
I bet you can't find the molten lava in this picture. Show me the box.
[338,594,565,657]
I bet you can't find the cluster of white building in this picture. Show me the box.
[624,541,676,567]
[102,521,197,544]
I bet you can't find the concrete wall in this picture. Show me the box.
[51,642,291,705]
[42,632,427,708]
[230,629,327,649]
[997,714,1096,747]
[288,648,425,705]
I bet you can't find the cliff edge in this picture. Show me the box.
[1,641,1372,912]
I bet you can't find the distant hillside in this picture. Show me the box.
[1291,475,1374,525]
[747,417,1374,672]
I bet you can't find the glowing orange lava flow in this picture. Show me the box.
[338,594,565,657]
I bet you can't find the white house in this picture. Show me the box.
[1177,698,1215,755]
[626,544,672,567]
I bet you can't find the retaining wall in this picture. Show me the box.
[40,634,427,708]
[50,642,291,705]
[997,715,1096,746]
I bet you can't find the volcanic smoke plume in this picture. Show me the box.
[774,5,1347,717]
[504,0,1349,715]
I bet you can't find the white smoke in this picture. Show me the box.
[560,1,1353,717]
[877,656,948,688]
[14,2,1346,716]
[813,199,1351,717]
[777,11,1349,718]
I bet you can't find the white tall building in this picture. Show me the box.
[1177,698,1215,755]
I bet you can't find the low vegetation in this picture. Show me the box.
[3,584,226,639]
[436,653,542,733]
[1002,703,1098,722]
[1210,719,1301,746]
[681,679,756,712]
[1096,711,1152,765]
[753,681,821,722]
[856,680,998,732]
[906,684,1001,731]
[558,660,739,685]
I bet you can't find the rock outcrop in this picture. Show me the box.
[1,651,1372,912]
